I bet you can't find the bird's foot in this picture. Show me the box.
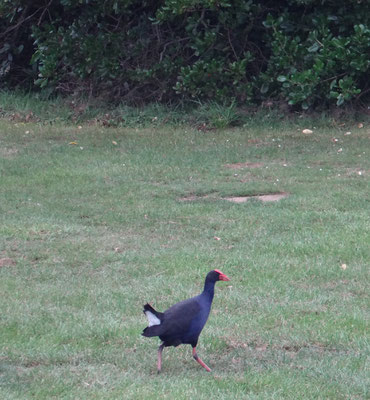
[157,343,164,373]
[192,347,211,372]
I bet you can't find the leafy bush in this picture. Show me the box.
[1,0,369,109]
[261,6,370,109]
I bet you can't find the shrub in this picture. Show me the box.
[261,5,370,109]
[1,0,369,109]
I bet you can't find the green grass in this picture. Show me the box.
[0,110,369,399]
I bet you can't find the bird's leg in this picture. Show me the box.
[192,347,211,372]
[157,343,165,373]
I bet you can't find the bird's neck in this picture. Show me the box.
[201,280,216,302]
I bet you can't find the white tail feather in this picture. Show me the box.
[145,310,161,327]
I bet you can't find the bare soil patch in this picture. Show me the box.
[1,148,19,158]
[0,258,16,267]
[344,167,367,177]
[224,162,264,169]
[179,192,289,203]
[224,192,289,203]
[178,194,207,202]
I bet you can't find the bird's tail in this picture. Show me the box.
[143,303,163,319]
[142,303,164,337]
[142,325,162,337]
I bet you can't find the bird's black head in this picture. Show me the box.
[207,269,230,282]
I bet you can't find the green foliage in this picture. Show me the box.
[0,0,369,108]
[262,7,370,109]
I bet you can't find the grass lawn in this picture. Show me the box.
[0,114,369,399]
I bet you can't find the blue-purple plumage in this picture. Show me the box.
[142,270,230,372]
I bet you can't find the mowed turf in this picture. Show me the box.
[0,118,369,399]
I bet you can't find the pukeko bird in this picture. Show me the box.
[142,269,230,373]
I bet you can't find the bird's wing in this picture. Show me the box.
[160,296,201,336]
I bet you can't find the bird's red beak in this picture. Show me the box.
[215,269,230,281]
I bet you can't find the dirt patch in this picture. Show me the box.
[1,148,19,158]
[224,162,264,169]
[8,111,40,123]
[179,195,199,202]
[23,360,45,368]
[178,194,210,202]
[344,167,367,177]
[179,192,289,203]
[0,258,16,267]
[224,192,289,203]
[258,193,289,202]
[279,343,344,354]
